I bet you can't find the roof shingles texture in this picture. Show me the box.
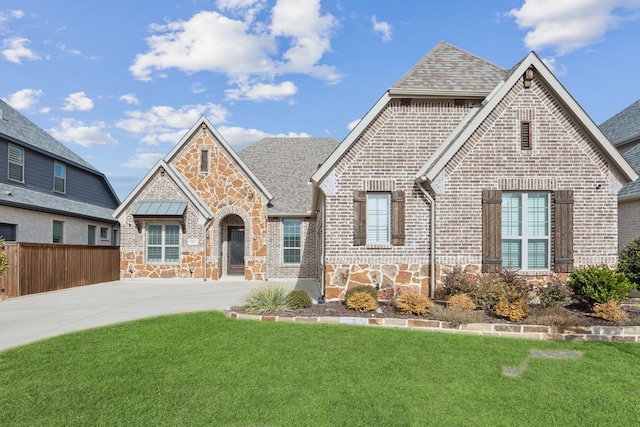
[621,143,640,198]
[600,100,640,146]
[391,41,507,94]
[238,138,338,215]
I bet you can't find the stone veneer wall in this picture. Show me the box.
[619,199,640,252]
[171,125,268,280]
[118,170,207,279]
[266,217,317,278]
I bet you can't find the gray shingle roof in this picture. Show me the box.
[238,138,339,215]
[600,100,640,146]
[0,182,116,222]
[620,143,640,199]
[391,41,507,95]
[0,98,98,171]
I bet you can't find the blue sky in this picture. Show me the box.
[2,0,640,200]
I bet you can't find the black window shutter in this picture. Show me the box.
[353,190,366,246]
[391,190,405,246]
[482,189,502,273]
[554,190,574,273]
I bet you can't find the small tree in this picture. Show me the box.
[0,237,9,278]
[618,236,640,288]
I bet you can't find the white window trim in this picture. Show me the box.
[283,219,302,264]
[8,144,24,183]
[146,222,181,264]
[53,161,66,193]
[366,193,390,245]
[502,192,550,271]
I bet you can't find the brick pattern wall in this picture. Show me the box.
[266,217,317,278]
[619,199,640,251]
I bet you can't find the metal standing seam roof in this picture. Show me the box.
[238,137,339,215]
[130,200,187,216]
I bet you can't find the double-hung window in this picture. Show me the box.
[502,193,549,270]
[54,162,66,193]
[283,219,301,263]
[147,223,180,263]
[53,221,64,244]
[8,144,24,182]
[366,193,390,244]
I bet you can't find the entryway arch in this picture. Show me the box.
[211,206,253,277]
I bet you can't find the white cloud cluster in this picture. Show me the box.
[62,92,94,111]
[2,36,40,63]
[119,93,139,105]
[116,103,229,145]
[218,125,310,149]
[50,118,119,148]
[508,0,640,55]
[371,15,392,42]
[122,152,166,169]
[129,0,340,101]
[3,88,43,110]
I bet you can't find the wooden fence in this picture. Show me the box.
[0,243,120,298]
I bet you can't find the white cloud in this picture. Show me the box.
[122,152,165,169]
[507,0,640,55]
[130,0,341,101]
[57,42,81,56]
[0,10,24,31]
[191,83,206,94]
[371,15,392,42]
[1,37,40,63]
[50,118,119,147]
[225,80,297,101]
[62,92,94,111]
[119,93,139,105]
[218,125,310,149]
[347,119,360,131]
[116,103,229,145]
[3,88,43,110]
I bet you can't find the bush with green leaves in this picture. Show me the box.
[345,285,378,304]
[287,290,312,309]
[0,237,9,278]
[618,236,640,287]
[568,265,635,306]
[242,285,292,314]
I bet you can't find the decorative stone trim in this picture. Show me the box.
[226,311,640,342]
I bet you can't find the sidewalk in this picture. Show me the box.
[0,277,320,352]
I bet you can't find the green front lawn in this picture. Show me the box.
[1,312,638,426]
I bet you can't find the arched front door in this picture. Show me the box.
[227,225,245,275]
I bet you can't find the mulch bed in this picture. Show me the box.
[231,300,640,327]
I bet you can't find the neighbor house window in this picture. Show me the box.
[54,161,66,193]
[100,227,108,239]
[501,193,549,270]
[88,225,96,245]
[53,221,64,244]
[366,193,390,244]
[283,219,301,263]
[200,148,209,173]
[0,223,17,241]
[147,223,180,263]
[8,144,24,182]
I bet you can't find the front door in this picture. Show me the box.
[228,226,245,275]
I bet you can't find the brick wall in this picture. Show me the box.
[266,217,317,278]
[619,199,640,251]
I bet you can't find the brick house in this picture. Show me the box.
[311,42,638,300]
[113,119,337,280]
[600,100,640,250]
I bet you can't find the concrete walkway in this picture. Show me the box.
[0,277,320,352]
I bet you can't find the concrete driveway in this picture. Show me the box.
[0,277,320,352]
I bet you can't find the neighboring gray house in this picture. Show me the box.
[0,98,120,245]
[601,100,640,250]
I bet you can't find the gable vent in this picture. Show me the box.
[400,98,412,106]
[521,121,531,150]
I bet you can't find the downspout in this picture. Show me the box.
[417,181,436,300]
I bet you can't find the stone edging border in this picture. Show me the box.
[226,311,640,342]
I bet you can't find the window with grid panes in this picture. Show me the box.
[147,223,180,263]
[502,193,549,270]
[283,219,301,263]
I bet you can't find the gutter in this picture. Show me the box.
[416,181,436,300]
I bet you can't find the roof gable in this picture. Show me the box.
[390,41,507,97]
[417,51,639,184]
[600,99,640,147]
[239,137,338,215]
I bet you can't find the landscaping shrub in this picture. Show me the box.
[287,290,312,309]
[538,276,573,308]
[447,293,476,311]
[0,237,9,279]
[526,306,590,328]
[345,285,378,304]
[395,292,434,316]
[593,300,628,323]
[346,291,378,312]
[242,285,291,314]
[494,299,529,322]
[441,268,526,310]
[440,267,478,298]
[428,305,482,327]
[618,236,640,287]
[494,269,528,303]
[472,273,506,310]
[568,265,635,306]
